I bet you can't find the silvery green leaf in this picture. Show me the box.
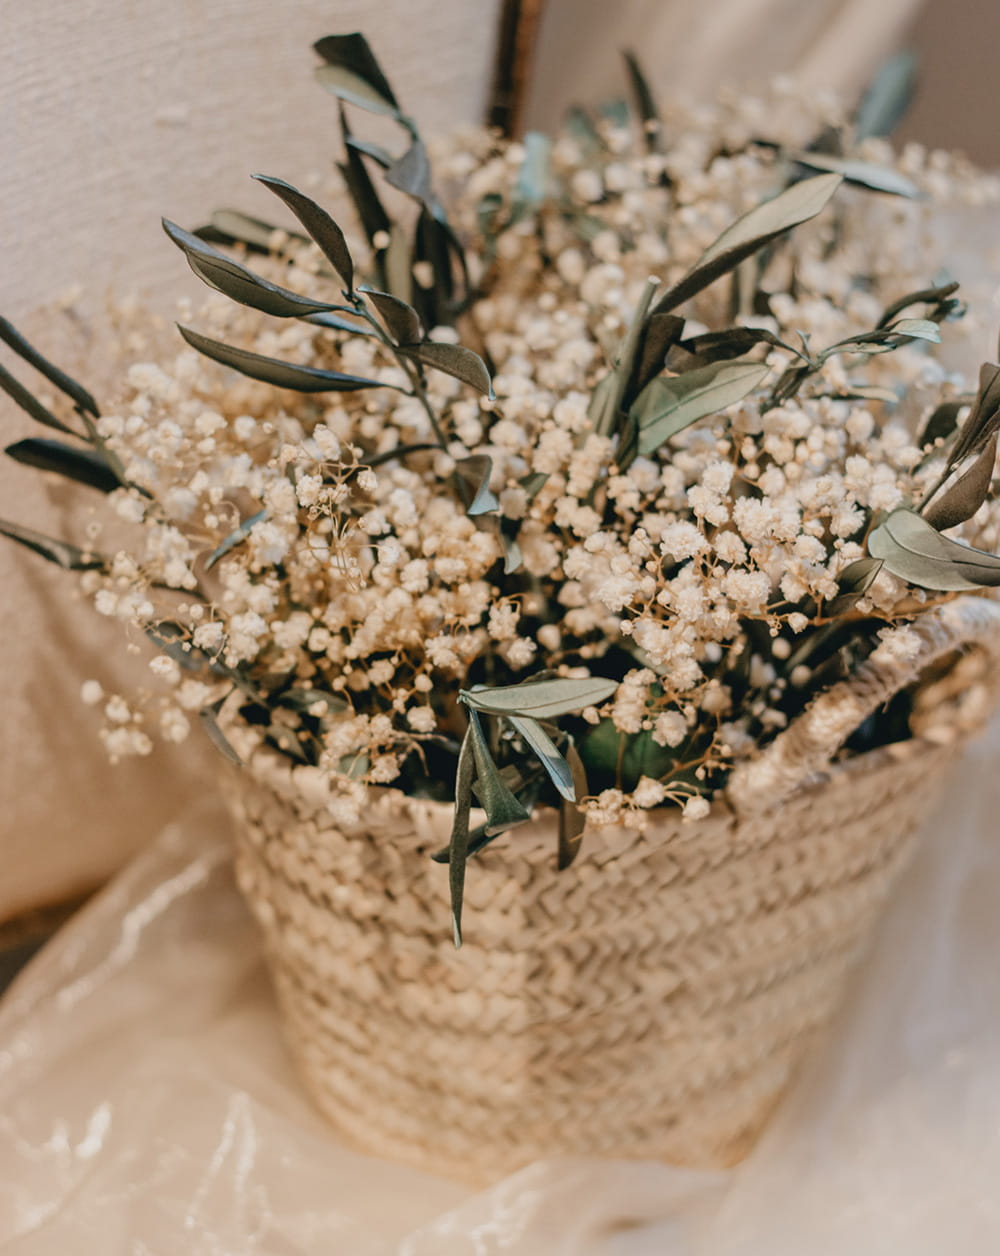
[565,105,603,154]
[0,363,78,435]
[384,223,413,305]
[513,131,551,215]
[879,281,960,328]
[0,518,104,570]
[304,310,376,335]
[588,277,659,435]
[868,507,1000,590]
[5,437,121,493]
[313,32,401,118]
[359,286,423,344]
[251,175,355,291]
[558,744,589,870]
[454,454,498,515]
[888,318,940,342]
[363,441,438,468]
[199,697,244,767]
[919,397,968,447]
[949,362,1000,466]
[146,621,205,672]
[447,724,475,946]
[177,326,387,393]
[204,509,267,571]
[922,432,998,532]
[0,318,99,416]
[198,209,305,255]
[344,135,395,168]
[402,342,493,397]
[622,50,661,151]
[635,312,686,391]
[337,106,391,260]
[680,325,788,366]
[467,709,531,837]
[790,151,918,198]
[507,715,575,802]
[854,50,917,141]
[828,384,899,404]
[652,174,842,315]
[460,675,618,720]
[501,531,522,574]
[824,556,883,615]
[162,219,337,318]
[276,687,349,716]
[519,471,548,500]
[632,359,768,456]
[385,141,434,210]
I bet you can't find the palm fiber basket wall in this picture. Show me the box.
[223,597,1000,1183]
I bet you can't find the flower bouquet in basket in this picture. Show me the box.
[5,34,1000,1180]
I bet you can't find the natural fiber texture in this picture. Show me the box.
[223,597,1000,1185]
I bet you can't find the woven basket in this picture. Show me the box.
[223,597,1000,1184]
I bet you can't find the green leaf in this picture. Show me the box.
[948,362,1000,467]
[652,173,842,315]
[146,621,205,672]
[402,341,493,397]
[204,509,267,571]
[513,131,551,216]
[501,530,522,574]
[343,135,395,168]
[177,325,388,394]
[453,454,498,515]
[854,50,917,142]
[304,310,376,335]
[467,709,531,836]
[519,471,548,500]
[879,281,961,329]
[5,437,121,493]
[633,359,769,455]
[0,518,104,570]
[337,106,392,269]
[622,50,662,151]
[790,151,918,198]
[588,277,660,436]
[680,325,789,367]
[868,507,1000,590]
[446,724,475,946]
[824,556,883,615]
[0,362,79,435]
[359,286,423,344]
[162,219,337,318]
[460,675,618,720]
[313,32,402,118]
[199,697,244,766]
[922,432,998,532]
[634,313,686,391]
[558,744,589,870]
[0,318,99,416]
[251,175,355,291]
[385,141,434,209]
[918,397,968,448]
[384,223,414,305]
[506,715,575,801]
[196,208,304,255]
[276,687,350,716]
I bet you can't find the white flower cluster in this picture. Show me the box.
[77,80,1000,826]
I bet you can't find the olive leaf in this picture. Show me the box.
[195,209,305,255]
[558,744,589,870]
[506,715,576,801]
[204,509,268,571]
[513,131,551,218]
[922,432,998,532]
[385,140,434,210]
[460,675,618,720]
[634,312,686,391]
[146,621,207,672]
[632,359,769,456]
[854,50,917,142]
[0,318,99,417]
[519,471,549,500]
[588,277,659,436]
[251,175,355,291]
[5,437,122,493]
[446,723,475,947]
[337,106,392,268]
[384,223,414,305]
[305,310,376,335]
[501,531,522,574]
[826,317,940,357]
[948,362,1000,466]
[275,687,350,716]
[401,342,493,397]
[359,286,423,344]
[344,135,395,168]
[824,556,884,616]
[678,325,790,368]
[313,32,402,119]
[789,151,918,198]
[162,219,337,318]
[177,326,388,393]
[622,50,662,151]
[878,281,961,329]
[868,507,1000,590]
[199,696,245,766]
[453,454,498,516]
[651,173,842,315]
[918,397,968,448]
[467,708,532,836]
[0,362,80,435]
[0,518,104,570]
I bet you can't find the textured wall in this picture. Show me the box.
[2,0,501,920]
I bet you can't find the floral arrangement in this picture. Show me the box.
[4,36,1000,941]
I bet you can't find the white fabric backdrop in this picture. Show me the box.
[1,718,999,1253]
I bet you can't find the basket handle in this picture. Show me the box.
[726,596,1000,816]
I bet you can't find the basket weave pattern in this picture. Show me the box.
[224,599,1000,1182]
